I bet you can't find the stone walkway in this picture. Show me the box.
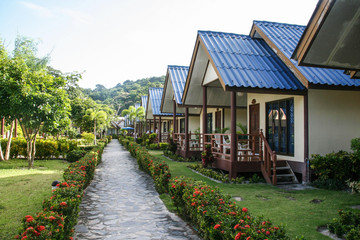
[74,140,200,240]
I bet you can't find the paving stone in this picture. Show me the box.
[74,140,201,240]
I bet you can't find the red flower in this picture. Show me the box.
[59,223,64,228]
[242,207,248,212]
[214,224,221,229]
[246,237,251,240]
[266,231,270,235]
[245,225,250,228]
[21,236,27,240]
[37,226,45,232]
[25,217,34,222]
[235,232,242,240]
[60,202,67,207]
[234,224,240,230]
[49,216,56,220]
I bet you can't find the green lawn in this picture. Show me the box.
[0,159,69,239]
[150,150,360,240]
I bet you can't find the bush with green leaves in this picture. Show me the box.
[67,149,87,163]
[310,149,360,190]
[81,132,95,145]
[328,210,360,240]
[188,163,245,184]
[0,138,78,159]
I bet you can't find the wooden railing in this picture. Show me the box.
[259,131,277,185]
[173,132,203,151]
[174,131,277,185]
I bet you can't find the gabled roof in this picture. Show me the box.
[252,20,360,88]
[148,87,173,116]
[141,95,148,111]
[168,65,189,104]
[292,0,360,77]
[197,30,305,91]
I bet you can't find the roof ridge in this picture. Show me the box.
[198,30,251,38]
[253,20,305,28]
[168,65,189,69]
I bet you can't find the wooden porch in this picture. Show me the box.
[174,131,278,185]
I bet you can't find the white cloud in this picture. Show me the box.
[19,1,54,18]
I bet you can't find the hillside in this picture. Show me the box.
[81,76,165,115]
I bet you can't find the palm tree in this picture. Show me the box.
[84,109,108,145]
[121,106,145,135]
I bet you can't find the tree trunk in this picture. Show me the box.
[0,144,4,161]
[93,120,96,145]
[27,137,33,168]
[4,120,15,161]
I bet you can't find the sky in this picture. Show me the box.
[0,0,318,89]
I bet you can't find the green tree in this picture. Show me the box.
[0,36,71,168]
[121,106,145,135]
[84,109,108,145]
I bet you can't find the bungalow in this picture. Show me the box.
[145,87,180,143]
[160,65,201,157]
[182,20,360,184]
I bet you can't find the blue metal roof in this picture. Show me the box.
[141,95,147,111]
[198,31,305,91]
[254,21,360,87]
[168,65,189,104]
[148,87,173,116]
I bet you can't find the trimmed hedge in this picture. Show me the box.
[119,136,171,194]
[169,177,288,240]
[0,138,78,159]
[15,140,108,240]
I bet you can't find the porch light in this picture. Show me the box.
[237,92,244,97]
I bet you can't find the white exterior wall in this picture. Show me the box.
[189,116,200,133]
[224,108,247,131]
[247,93,305,162]
[200,108,247,133]
[308,89,360,155]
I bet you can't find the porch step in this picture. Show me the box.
[272,161,299,185]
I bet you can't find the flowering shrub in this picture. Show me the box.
[15,211,65,240]
[119,138,171,194]
[16,140,107,239]
[169,177,288,240]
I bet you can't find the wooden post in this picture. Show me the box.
[173,100,177,140]
[153,116,156,133]
[202,86,207,150]
[159,116,162,143]
[230,91,237,179]
[185,107,189,156]
[303,93,309,183]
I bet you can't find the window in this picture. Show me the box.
[180,118,185,133]
[266,99,294,156]
[207,113,213,133]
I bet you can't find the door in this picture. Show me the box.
[249,104,260,152]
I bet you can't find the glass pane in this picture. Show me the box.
[266,103,273,148]
[207,113,213,133]
[279,101,287,153]
[288,100,294,154]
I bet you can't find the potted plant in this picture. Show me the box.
[201,144,214,168]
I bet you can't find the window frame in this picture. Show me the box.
[265,98,294,156]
